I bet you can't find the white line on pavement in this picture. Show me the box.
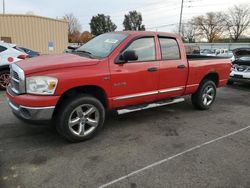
[99,125,250,188]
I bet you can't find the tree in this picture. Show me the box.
[123,10,146,31]
[194,12,226,42]
[68,31,81,43]
[79,31,92,43]
[63,13,82,42]
[224,4,250,41]
[181,19,200,42]
[90,14,117,36]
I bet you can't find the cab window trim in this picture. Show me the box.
[158,36,181,61]
[115,35,157,63]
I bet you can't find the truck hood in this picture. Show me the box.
[233,48,250,58]
[16,53,100,74]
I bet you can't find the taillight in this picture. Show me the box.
[7,57,14,62]
[18,54,28,59]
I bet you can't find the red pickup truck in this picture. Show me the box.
[6,31,231,142]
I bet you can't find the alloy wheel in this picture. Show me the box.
[0,73,10,89]
[202,85,215,106]
[68,104,100,136]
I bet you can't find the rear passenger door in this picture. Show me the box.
[157,37,188,100]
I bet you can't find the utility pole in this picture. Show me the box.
[178,0,184,35]
[3,0,5,14]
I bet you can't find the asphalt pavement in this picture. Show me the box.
[0,84,249,188]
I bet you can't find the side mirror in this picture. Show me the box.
[116,50,138,64]
[68,46,78,50]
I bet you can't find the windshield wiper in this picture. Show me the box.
[73,50,94,58]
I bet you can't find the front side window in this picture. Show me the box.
[124,37,156,62]
[0,45,7,53]
[159,38,180,60]
[76,33,128,58]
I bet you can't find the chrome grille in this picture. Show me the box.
[10,64,25,94]
[12,71,19,80]
[233,64,250,72]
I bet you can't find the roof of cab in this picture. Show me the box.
[112,31,180,38]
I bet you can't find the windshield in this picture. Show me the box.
[76,33,128,58]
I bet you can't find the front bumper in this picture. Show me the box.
[229,76,250,84]
[6,86,59,121]
[229,71,250,84]
[8,99,55,121]
[230,71,250,83]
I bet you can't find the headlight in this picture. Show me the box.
[26,76,58,95]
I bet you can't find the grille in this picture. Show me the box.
[12,71,19,80]
[10,64,25,94]
[233,64,250,72]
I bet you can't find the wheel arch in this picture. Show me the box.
[55,85,109,112]
[0,65,10,72]
[200,72,219,87]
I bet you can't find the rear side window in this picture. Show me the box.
[124,37,156,62]
[0,45,7,52]
[13,46,25,53]
[159,38,180,60]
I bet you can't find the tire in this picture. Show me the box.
[191,79,216,110]
[227,80,234,85]
[55,94,105,142]
[0,70,10,90]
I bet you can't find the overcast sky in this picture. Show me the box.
[1,0,249,32]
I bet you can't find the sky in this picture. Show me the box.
[1,0,249,32]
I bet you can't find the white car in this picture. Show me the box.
[0,42,27,89]
[229,48,250,84]
[200,49,216,56]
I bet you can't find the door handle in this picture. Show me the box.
[177,64,186,69]
[147,67,158,72]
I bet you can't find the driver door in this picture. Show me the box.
[109,36,160,108]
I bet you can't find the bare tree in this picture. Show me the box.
[63,13,82,42]
[182,19,200,42]
[225,4,250,41]
[194,12,226,42]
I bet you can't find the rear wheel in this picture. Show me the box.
[0,70,10,90]
[55,94,105,142]
[191,80,216,110]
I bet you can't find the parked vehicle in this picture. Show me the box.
[0,42,28,89]
[6,31,231,142]
[228,48,250,84]
[19,47,40,58]
[185,44,200,55]
[65,45,81,53]
[201,48,233,58]
[200,49,216,56]
[215,49,233,58]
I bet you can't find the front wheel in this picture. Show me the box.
[191,80,216,110]
[55,94,105,142]
[0,70,10,90]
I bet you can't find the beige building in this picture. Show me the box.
[0,14,68,54]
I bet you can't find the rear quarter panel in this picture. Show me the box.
[185,58,232,95]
